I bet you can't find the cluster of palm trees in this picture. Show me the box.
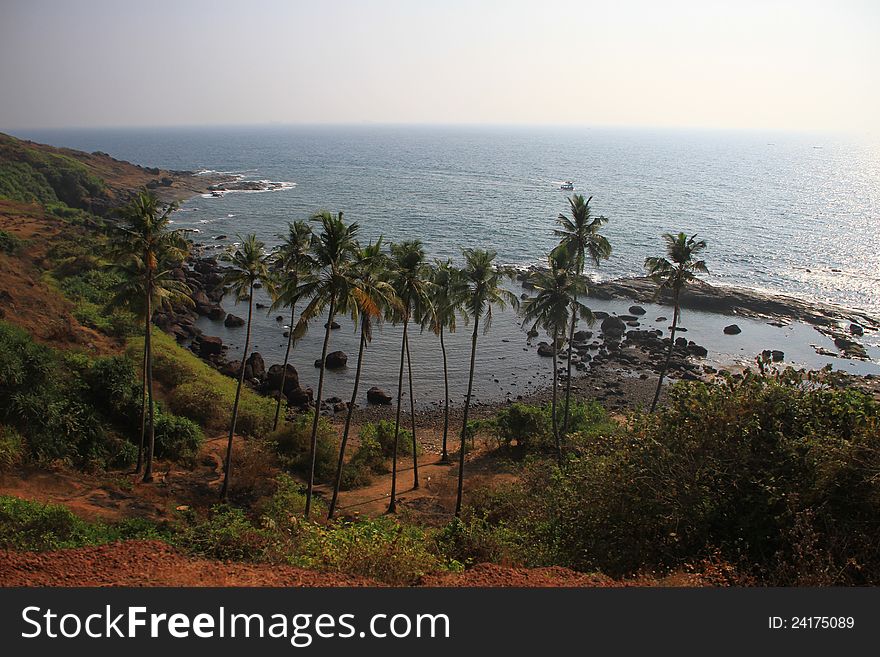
[112,189,708,520]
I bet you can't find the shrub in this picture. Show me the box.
[270,413,338,483]
[363,419,419,458]
[0,426,24,470]
[0,228,22,254]
[154,412,203,462]
[339,430,387,490]
[494,403,549,450]
[175,505,271,561]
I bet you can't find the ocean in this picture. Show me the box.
[12,126,880,404]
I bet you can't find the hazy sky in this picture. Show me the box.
[1,0,877,132]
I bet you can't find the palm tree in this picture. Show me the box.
[520,249,590,466]
[295,211,359,517]
[645,232,708,412]
[107,258,192,474]
[553,194,611,434]
[269,221,314,431]
[422,260,465,463]
[454,249,518,517]
[386,240,433,513]
[218,234,272,501]
[108,190,189,483]
[328,239,398,519]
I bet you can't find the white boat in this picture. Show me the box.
[560,181,574,190]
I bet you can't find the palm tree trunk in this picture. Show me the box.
[273,302,297,431]
[454,315,480,517]
[142,274,156,483]
[135,340,147,474]
[220,283,255,501]
[552,326,561,467]
[304,296,336,518]
[405,332,419,489]
[562,292,577,435]
[328,320,367,519]
[651,291,679,413]
[439,325,450,463]
[388,314,409,514]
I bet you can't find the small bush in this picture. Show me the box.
[154,412,203,462]
[270,413,338,483]
[0,426,24,470]
[0,228,22,254]
[176,505,271,561]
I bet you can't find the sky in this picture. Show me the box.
[1,0,878,133]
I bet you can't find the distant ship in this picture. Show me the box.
[560,181,574,190]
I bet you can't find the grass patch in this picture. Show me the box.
[128,330,276,437]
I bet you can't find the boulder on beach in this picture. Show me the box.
[688,343,709,358]
[197,335,223,357]
[221,360,241,378]
[655,316,667,322]
[573,330,593,342]
[593,311,610,320]
[850,323,864,336]
[723,324,742,335]
[267,363,299,394]
[367,386,392,405]
[537,342,555,357]
[315,351,348,369]
[207,304,226,321]
[244,352,265,380]
[629,305,646,316]
[224,314,245,328]
[324,321,341,330]
[287,386,314,408]
[761,349,784,362]
[600,316,627,339]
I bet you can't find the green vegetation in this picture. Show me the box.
[449,368,880,585]
[0,134,104,208]
[0,228,22,254]
[494,400,617,452]
[128,330,276,437]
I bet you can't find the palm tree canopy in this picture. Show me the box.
[644,232,709,293]
[554,194,612,273]
[340,238,400,342]
[460,248,519,333]
[109,190,189,271]
[422,259,466,335]
[387,240,433,323]
[221,234,273,300]
[293,211,359,333]
[270,220,315,312]
[521,249,592,336]
[107,256,193,318]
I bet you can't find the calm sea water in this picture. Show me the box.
[12,126,880,404]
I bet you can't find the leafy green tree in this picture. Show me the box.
[553,194,610,433]
[422,260,466,463]
[218,234,272,500]
[520,249,589,466]
[328,239,399,519]
[269,220,314,431]
[645,232,708,412]
[386,241,433,512]
[295,211,359,517]
[108,190,189,482]
[454,249,518,516]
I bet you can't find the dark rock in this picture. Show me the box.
[267,363,300,394]
[656,316,667,322]
[244,352,265,380]
[619,314,638,322]
[276,315,284,322]
[688,344,709,358]
[600,316,627,339]
[224,314,245,328]
[723,324,742,335]
[537,342,555,357]
[629,305,646,315]
[850,323,864,336]
[315,351,348,369]
[197,335,223,357]
[333,402,348,413]
[367,386,392,405]
[207,305,226,321]
[520,293,529,300]
[675,337,688,348]
[573,330,593,342]
[527,328,539,339]
[256,302,267,309]
[287,386,314,408]
[626,321,640,327]
[324,321,341,330]
[221,360,241,378]
[593,311,610,320]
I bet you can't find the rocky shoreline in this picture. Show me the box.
[152,248,878,429]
